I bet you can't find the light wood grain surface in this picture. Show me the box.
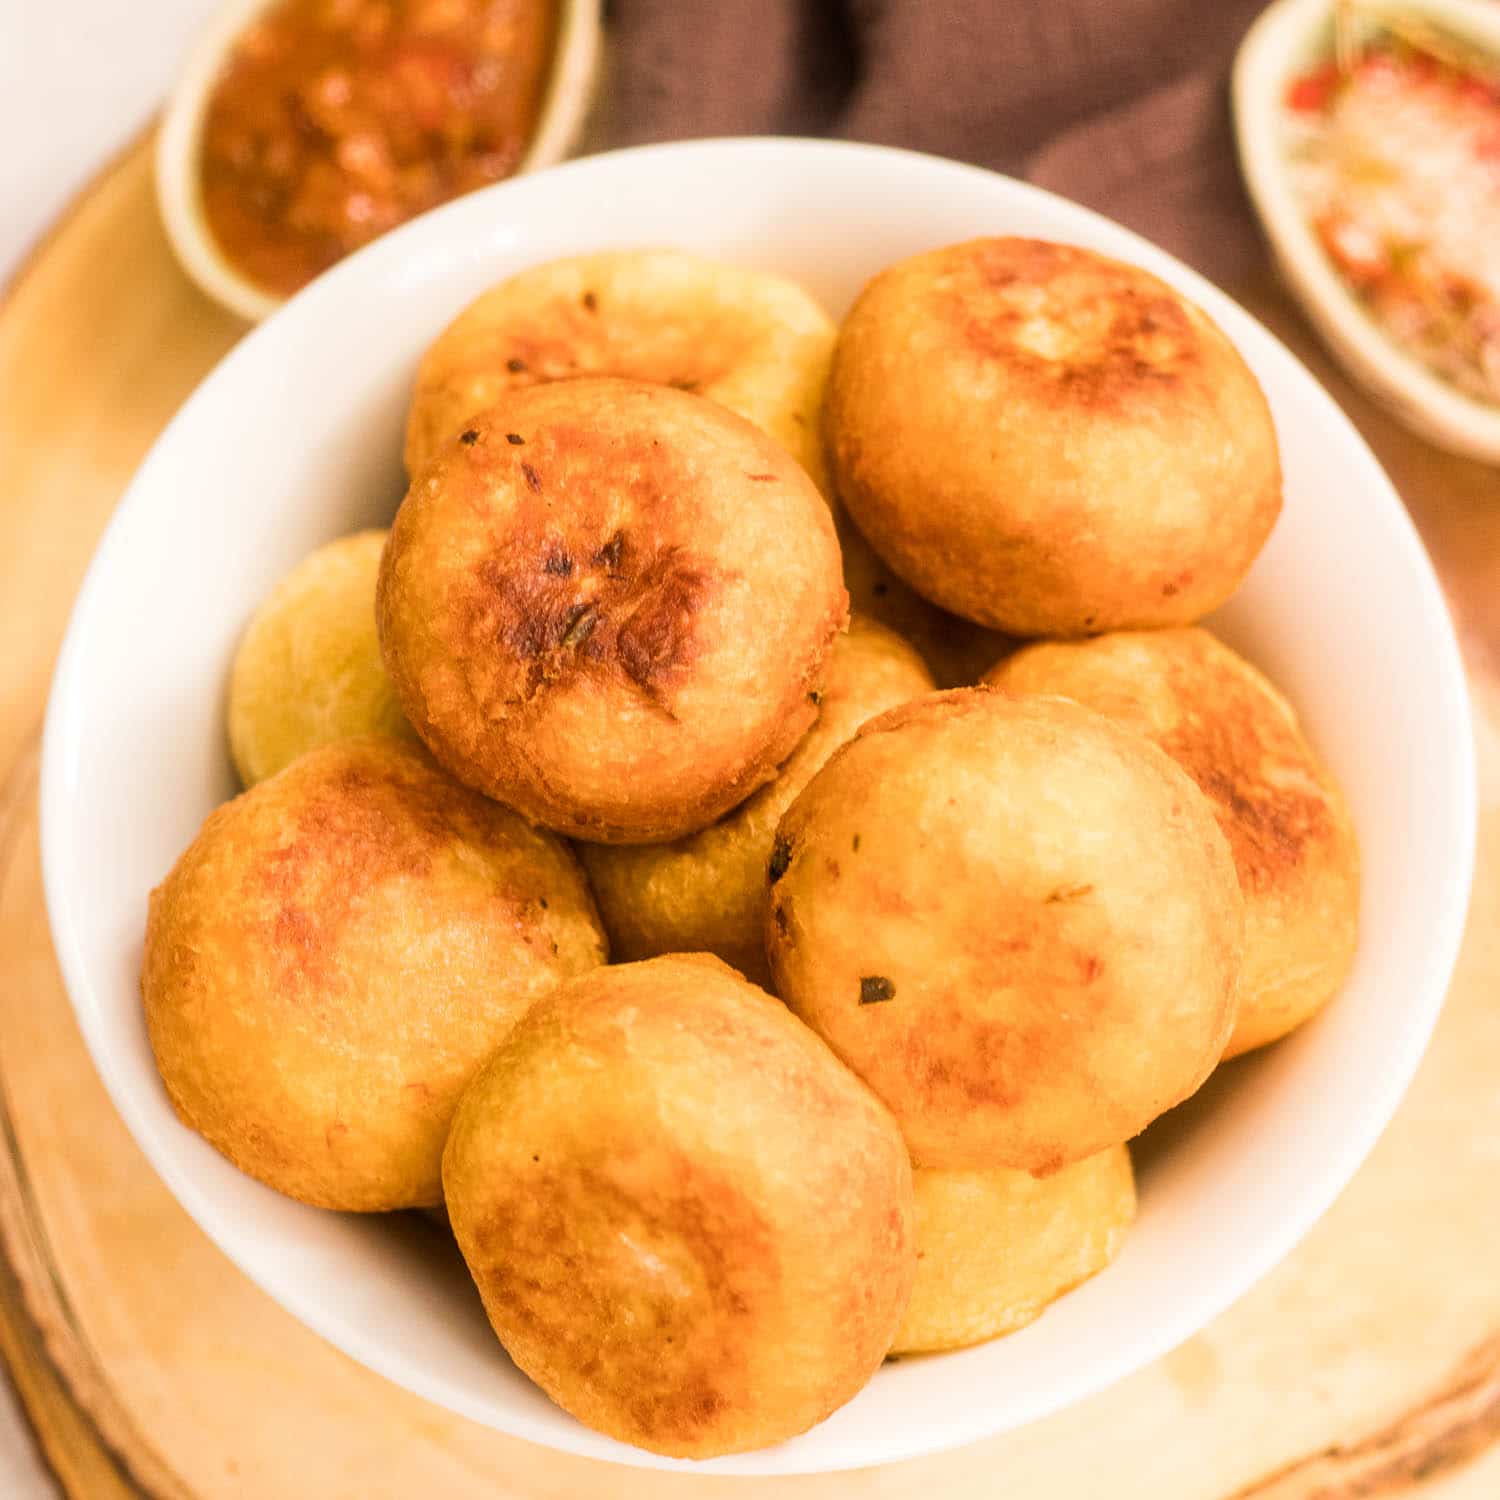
[0,135,1496,1499]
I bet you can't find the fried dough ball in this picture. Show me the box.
[824,238,1282,637]
[766,689,1243,1171]
[228,531,413,786]
[404,250,836,489]
[142,739,606,1211]
[442,955,916,1459]
[836,509,1013,688]
[987,629,1360,1057]
[378,379,847,843]
[892,1146,1136,1355]
[579,615,934,985]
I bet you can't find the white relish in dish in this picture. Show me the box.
[1283,30,1500,405]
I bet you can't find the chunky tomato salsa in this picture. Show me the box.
[200,0,557,297]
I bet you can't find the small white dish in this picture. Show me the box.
[155,0,601,322]
[42,139,1475,1473]
[1234,0,1500,463]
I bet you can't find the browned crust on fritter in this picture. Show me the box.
[443,425,720,709]
[142,738,606,1211]
[465,1146,776,1443]
[823,237,1282,637]
[379,379,847,841]
[765,689,1244,1170]
[402,250,836,488]
[954,239,1206,408]
[988,629,1360,1055]
[442,956,916,1458]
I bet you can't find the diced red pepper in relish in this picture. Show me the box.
[1285,34,1500,406]
[1286,62,1341,113]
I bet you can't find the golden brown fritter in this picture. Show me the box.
[442,955,916,1459]
[404,250,836,489]
[579,615,934,985]
[892,1146,1136,1354]
[379,378,848,842]
[228,530,414,786]
[766,689,1243,1171]
[824,238,1282,637]
[142,738,606,1211]
[988,628,1360,1056]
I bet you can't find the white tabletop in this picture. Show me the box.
[2,2,214,1492]
[1,0,212,278]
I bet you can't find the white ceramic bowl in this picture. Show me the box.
[156,0,601,322]
[42,139,1475,1475]
[1234,0,1500,463]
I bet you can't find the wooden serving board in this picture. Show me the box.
[2,133,1499,1500]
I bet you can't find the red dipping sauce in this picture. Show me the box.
[199,0,558,297]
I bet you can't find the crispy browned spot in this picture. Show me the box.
[913,1018,1023,1109]
[251,758,447,988]
[1160,678,1335,897]
[257,759,451,890]
[470,1152,771,1447]
[948,239,1202,409]
[453,427,722,711]
[250,751,528,990]
[1046,883,1095,903]
[1175,740,1333,896]
[913,1014,1079,1114]
[473,536,713,708]
[887,901,1118,1118]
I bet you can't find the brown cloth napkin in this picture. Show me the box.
[596,0,1269,287]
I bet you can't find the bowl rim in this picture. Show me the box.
[1232,0,1500,463]
[154,0,602,324]
[40,135,1479,1473]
